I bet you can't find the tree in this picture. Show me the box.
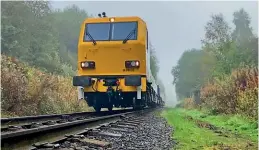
[25,1,51,17]
[231,8,258,66]
[171,49,216,100]
[232,8,254,45]
[1,1,32,56]
[149,43,159,80]
[52,5,88,70]
[201,10,257,78]
[201,13,238,77]
[202,13,232,48]
[1,2,89,76]
[172,8,257,101]
[157,78,166,100]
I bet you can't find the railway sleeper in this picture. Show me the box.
[76,117,85,120]
[124,120,143,124]
[65,134,85,138]
[57,119,67,123]
[76,138,111,148]
[117,122,139,127]
[42,120,55,125]
[88,130,122,138]
[111,124,135,129]
[130,118,146,121]
[102,127,129,132]
[33,142,60,149]
[7,125,23,131]
[124,119,144,122]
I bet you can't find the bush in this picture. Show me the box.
[175,101,184,108]
[183,98,196,109]
[234,67,258,119]
[200,67,258,119]
[1,55,93,117]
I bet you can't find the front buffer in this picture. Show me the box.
[73,75,147,112]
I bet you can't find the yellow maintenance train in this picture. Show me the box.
[73,13,164,112]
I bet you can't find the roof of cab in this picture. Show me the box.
[84,16,146,24]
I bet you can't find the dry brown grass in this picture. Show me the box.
[200,67,258,119]
[1,55,93,117]
[183,98,196,109]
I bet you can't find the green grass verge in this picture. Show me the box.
[161,108,258,150]
[180,108,258,142]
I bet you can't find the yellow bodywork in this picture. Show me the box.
[83,77,147,92]
[77,16,148,92]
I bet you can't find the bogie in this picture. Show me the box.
[84,90,158,112]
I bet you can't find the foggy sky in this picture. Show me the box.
[51,1,258,106]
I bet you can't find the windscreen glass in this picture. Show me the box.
[84,22,137,41]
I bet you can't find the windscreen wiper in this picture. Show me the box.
[86,32,97,45]
[122,28,136,44]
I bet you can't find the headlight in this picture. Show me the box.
[125,60,140,68]
[131,61,136,66]
[110,18,115,22]
[135,61,140,66]
[81,62,89,67]
[81,61,95,69]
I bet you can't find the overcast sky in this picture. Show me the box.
[51,1,258,106]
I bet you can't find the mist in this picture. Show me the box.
[51,1,258,107]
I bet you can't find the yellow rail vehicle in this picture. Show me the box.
[73,14,163,112]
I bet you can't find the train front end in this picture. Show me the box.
[73,16,148,112]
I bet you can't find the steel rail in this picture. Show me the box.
[1,108,150,150]
[1,111,134,140]
[1,108,134,127]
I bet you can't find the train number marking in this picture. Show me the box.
[123,68,135,72]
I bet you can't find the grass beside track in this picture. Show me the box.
[161,108,258,150]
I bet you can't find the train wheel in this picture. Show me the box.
[108,103,113,112]
[94,106,101,112]
[107,96,113,112]
[133,98,142,110]
[108,106,113,112]
[132,97,138,110]
[93,97,101,112]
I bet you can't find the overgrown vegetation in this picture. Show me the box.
[1,1,164,116]
[200,67,258,119]
[1,55,93,117]
[1,1,88,76]
[171,8,258,119]
[1,1,91,116]
[161,108,258,150]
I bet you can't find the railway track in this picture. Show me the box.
[1,108,154,150]
[1,108,133,128]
